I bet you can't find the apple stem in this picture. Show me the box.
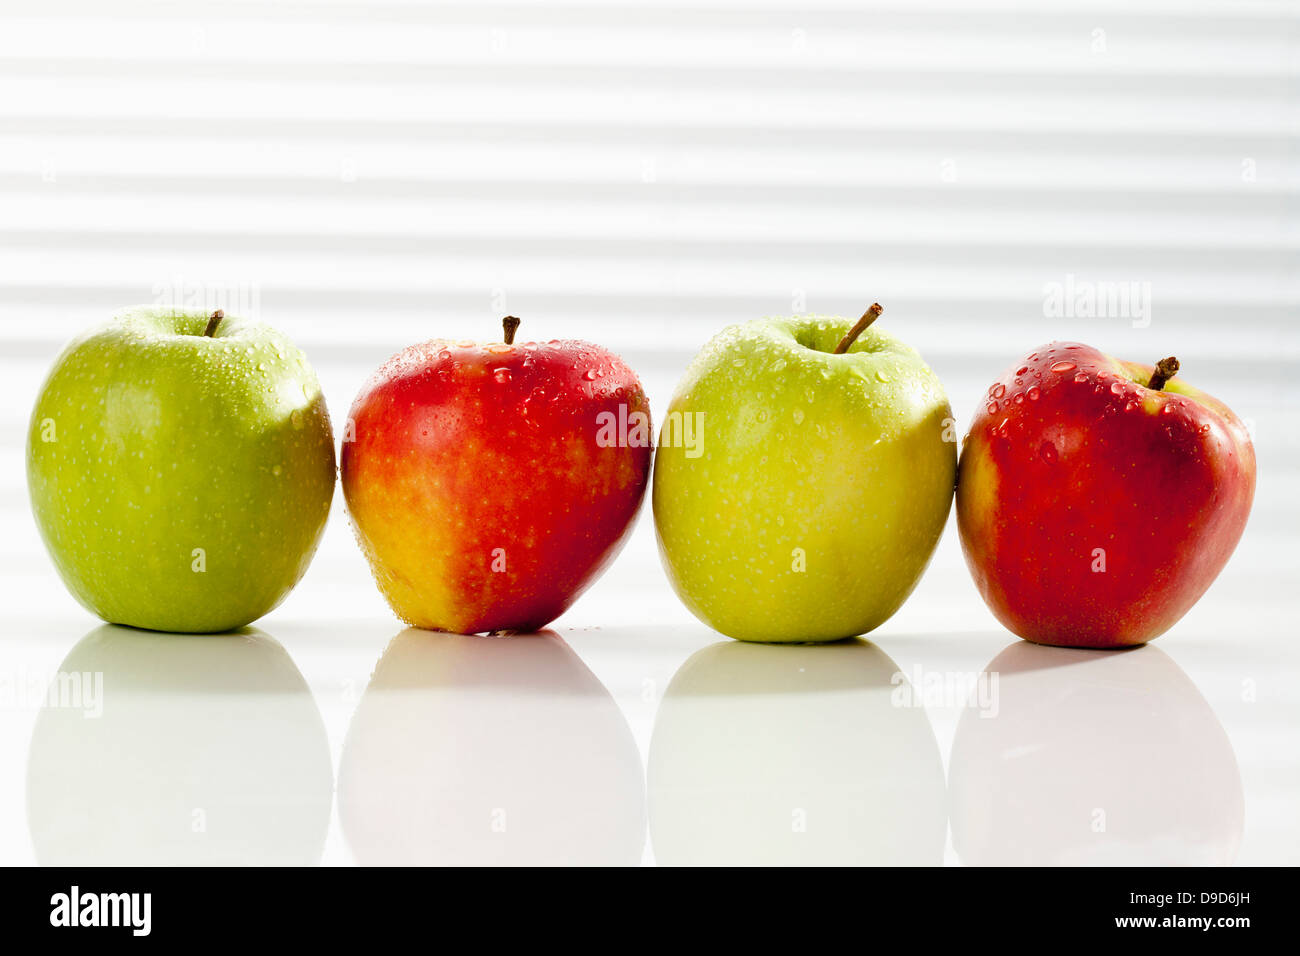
[502,316,521,345]
[1147,356,1180,391]
[833,303,883,354]
[202,310,224,337]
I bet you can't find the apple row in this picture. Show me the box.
[27,304,1255,648]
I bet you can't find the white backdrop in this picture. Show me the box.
[1,0,1297,866]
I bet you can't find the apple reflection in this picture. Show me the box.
[27,625,333,866]
[948,642,1243,866]
[338,629,645,865]
[648,639,946,865]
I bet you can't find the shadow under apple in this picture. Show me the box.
[648,638,947,866]
[337,629,645,866]
[948,641,1243,866]
[27,624,333,866]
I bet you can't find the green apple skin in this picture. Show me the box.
[27,306,336,633]
[653,315,956,642]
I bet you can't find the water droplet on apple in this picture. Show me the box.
[583,369,597,381]
[493,368,512,383]
[792,409,805,425]
[1027,386,1041,400]
[991,383,1006,399]
[1039,442,1057,463]
[1049,361,1076,373]
[1110,381,1125,396]
[1073,372,1088,383]
[875,369,890,383]
[732,358,746,368]
[1161,403,1177,415]
[1015,366,1029,376]
[986,401,998,415]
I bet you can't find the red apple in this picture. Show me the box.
[341,317,652,633]
[956,342,1255,648]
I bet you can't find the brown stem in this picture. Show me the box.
[202,310,224,337]
[833,303,883,354]
[502,316,521,345]
[1147,356,1180,391]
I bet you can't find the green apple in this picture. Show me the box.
[27,306,336,632]
[653,305,955,642]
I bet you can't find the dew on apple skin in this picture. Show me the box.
[792,408,805,425]
[1110,381,1125,396]
[1049,361,1076,373]
[1027,386,1041,401]
[1016,366,1029,376]
[986,401,998,415]
[1073,372,1088,383]
[991,383,1006,399]
[493,368,512,384]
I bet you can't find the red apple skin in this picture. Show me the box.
[956,342,1255,648]
[341,334,651,633]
